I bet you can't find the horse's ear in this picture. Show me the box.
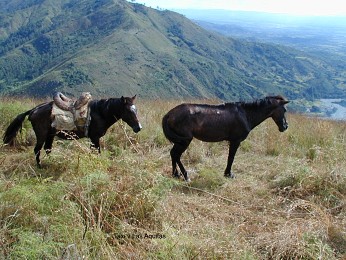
[132,95,137,102]
[121,96,126,104]
[281,100,290,105]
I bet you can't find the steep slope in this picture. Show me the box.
[0,0,345,100]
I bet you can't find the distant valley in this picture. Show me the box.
[174,9,346,58]
[174,9,346,118]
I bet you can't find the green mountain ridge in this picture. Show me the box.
[0,0,345,100]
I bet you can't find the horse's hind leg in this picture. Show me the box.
[170,147,179,178]
[170,140,191,181]
[32,127,50,168]
[34,140,45,168]
[44,129,56,155]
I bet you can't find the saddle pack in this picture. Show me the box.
[51,92,92,135]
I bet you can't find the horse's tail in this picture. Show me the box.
[162,113,190,144]
[3,109,33,145]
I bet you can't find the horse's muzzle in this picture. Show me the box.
[132,123,142,133]
[279,121,289,132]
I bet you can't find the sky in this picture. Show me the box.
[131,0,346,16]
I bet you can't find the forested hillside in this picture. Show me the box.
[0,0,345,100]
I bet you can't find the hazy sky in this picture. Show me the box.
[132,0,346,16]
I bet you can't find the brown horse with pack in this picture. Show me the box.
[3,93,142,167]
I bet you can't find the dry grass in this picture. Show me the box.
[0,98,345,259]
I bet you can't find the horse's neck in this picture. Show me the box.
[95,99,122,125]
[242,105,271,130]
[106,99,122,123]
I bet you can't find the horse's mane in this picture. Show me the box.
[89,98,120,110]
[233,95,286,109]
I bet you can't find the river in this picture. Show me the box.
[320,99,346,121]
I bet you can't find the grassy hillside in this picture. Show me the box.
[0,0,345,100]
[1,98,345,259]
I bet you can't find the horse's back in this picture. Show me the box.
[28,102,53,130]
[163,103,245,142]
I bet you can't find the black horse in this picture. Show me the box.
[162,95,289,181]
[3,95,142,167]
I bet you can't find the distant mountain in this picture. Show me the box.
[0,0,345,100]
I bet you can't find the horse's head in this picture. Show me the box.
[120,95,142,133]
[268,96,290,132]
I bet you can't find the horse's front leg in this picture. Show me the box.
[224,141,240,178]
[90,137,101,153]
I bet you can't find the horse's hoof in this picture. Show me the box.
[224,173,235,179]
[185,178,191,182]
[173,174,180,179]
